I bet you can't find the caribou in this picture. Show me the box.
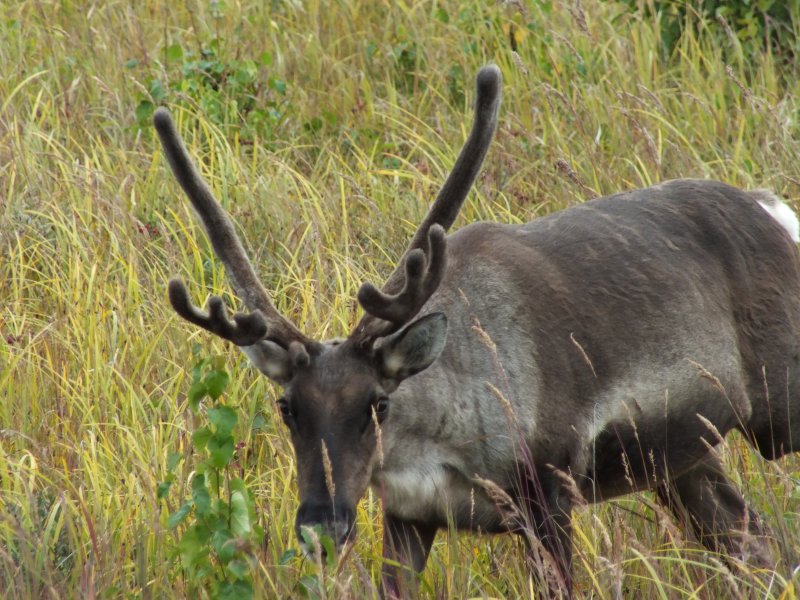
[154,65,800,596]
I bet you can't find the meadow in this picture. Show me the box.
[1,0,800,597]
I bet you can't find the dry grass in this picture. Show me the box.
[1,0,799,597]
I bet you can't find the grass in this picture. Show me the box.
[1,0,800,597]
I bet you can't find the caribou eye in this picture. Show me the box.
[276,397,293,423]
[372,396,390,424]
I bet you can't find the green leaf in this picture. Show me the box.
[205,511,227,533]
[278,548,297,565]
[233,61,257,85]
[259,51,272,66]
[192,474,212,517]
[299,575,321,598]
[320,534,336,567]
[269,77,286,94]
[167,451,182,472]
[205,369,229,400]
[156,480,172,500]
[192,426,213,452]
[168,501,193,529]
[229,478,256,528]
[203,468,221,493]
[230,490,251,536]
[178,524,211,569]
[124,58,139,69]
[228,477,249,496]
[149,79,168,102]
[188,380,208,410]
[226,558,249,579]
[251,413,268,431]
[304,116,323,134]
[211,528,236,563]
[216,579,253,600]
[322,110,337,125]
[135,100,153,126]
[208,434,235,468]
[166,43,184,61]
[191,356,207,381]
[208,405,237,436]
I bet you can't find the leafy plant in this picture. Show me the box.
[159,355,262,600]
[130,37,287,139]
[390,37,423,93]
[618,0,799,62]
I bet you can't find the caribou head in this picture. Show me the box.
[154,65,501,550]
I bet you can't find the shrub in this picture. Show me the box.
[619,0,798,61]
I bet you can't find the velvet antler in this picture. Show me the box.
[356,225,446,326]
[351,65,502,343]
[154,108,312,349]
[167,278,268,346]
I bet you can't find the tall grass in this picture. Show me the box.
[1,0,799,597]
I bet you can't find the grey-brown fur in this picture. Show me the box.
[156,66,800,598]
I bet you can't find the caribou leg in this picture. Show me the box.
[515,467,575,599]
[656,452,774,568]
[380,514,437,599]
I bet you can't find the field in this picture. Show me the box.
[2,0,800,597]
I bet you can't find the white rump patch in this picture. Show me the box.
[753,190,800,242]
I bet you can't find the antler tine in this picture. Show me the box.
[357,225,446,325]
[352,65,501,341]
[168,278,269,346]
[154,108,311,348]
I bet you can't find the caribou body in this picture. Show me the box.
[155,65,800,596]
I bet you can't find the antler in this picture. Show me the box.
[168,279,268,346]
[357,224,446,325]
[154,108,312,348]
[351,64,502,342]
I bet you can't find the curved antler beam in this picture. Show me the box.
[400,64,503,255]
[168,278,269,346]
[154,108,311,348]
[351,64,501,343]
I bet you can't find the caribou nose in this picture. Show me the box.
[295,501,355,553]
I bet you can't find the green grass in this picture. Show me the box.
[1,0,800,597]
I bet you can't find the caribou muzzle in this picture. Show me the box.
[295,500,356,552]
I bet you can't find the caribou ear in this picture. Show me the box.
[241,340,292,383]
[377,312,448,382]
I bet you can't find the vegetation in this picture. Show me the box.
[618,0,800,61]
[1,0,799,597]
